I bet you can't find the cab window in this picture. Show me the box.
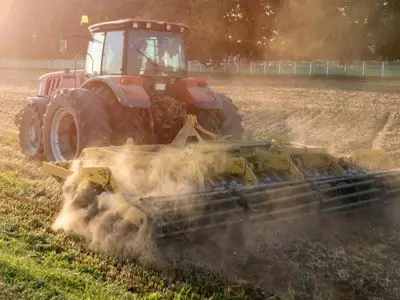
[102,31,124,75]
[85,32,105,76]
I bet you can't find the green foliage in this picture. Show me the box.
[3,0,400,61]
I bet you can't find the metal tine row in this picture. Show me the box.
[134,173,385,205]
[156,187,400,240]
[156,196,385,240]
[155,174,400,239]
[156,185,380,231]
[146,183,315,217]
[246,179,376,207]
[145,174,381,215]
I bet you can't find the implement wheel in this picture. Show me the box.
[42,88,112,161]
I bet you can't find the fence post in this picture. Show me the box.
[264,61,267,74]
[250,62,253,73]
[293,61,297,75]
[326,60,329,76]
[344,63,347,74]
[278,61,281,75]
[309,62,313,76]
[381,61,385,77]
[362,61,366,76]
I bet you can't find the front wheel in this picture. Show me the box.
[42,88,112,161]
[17,103,44,159]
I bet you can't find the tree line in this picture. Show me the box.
[1,0,400,63]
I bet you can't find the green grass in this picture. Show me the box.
[0,170,266,300]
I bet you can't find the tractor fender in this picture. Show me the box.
[174,78,222,110]
[81,76,151,108]
[14,96,49,127]
[27,95,50,107]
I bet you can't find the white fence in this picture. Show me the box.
[188,60,400,77]
[1,59,400,77]
[0,59,85,70]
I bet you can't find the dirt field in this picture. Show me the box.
[2,69,400,299]
[212,76,400,158]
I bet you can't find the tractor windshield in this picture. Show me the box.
[127,30,186,76]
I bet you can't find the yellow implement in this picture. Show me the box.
[43,115,400,240]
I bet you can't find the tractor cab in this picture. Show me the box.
[85,19,189,81]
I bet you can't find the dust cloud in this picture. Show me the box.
[50,142,239,263]
[48,136,319,281]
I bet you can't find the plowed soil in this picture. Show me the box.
[213,77,400,158]
[2,69,400,299]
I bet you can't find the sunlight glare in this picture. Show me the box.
[0,0,13,25]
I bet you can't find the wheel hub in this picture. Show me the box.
[50,108,78,161]
[28,125,37,143]
[24,118,41,156]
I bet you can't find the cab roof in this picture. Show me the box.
[88,19,190,34]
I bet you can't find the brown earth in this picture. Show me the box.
[212,77,400,158]
[2,69,400,299]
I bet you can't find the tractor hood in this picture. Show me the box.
[38,70,85,97]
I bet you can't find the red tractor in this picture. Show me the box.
[15,18,243,161]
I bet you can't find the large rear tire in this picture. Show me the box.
[152,95,187,144]
[17,103,44,159]
[217,93,244,136]
[42,88,112,161]
[197,93,244,137]
[88,84,152,145]
[196,108,222,134]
